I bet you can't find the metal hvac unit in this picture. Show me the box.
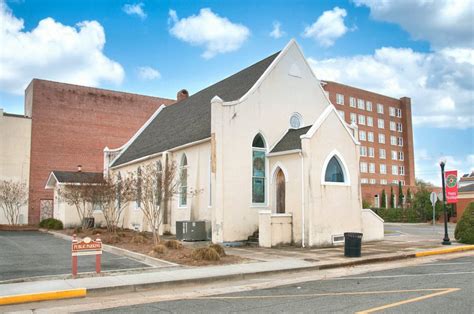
[176,220,211,241]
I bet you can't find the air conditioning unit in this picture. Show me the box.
[176,220,211,241]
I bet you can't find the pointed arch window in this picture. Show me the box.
[324,156,345,183]
[179,154,188,207]
[136,167,142,209]
[156,160,163,205]
[252,134,266,203]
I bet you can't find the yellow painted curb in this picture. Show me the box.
[415,245,474,257]
[0,288,86,306]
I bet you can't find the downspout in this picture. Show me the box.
[299,151,305,248]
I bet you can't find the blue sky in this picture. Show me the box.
[0,0,472,184]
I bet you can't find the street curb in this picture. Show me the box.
[87,253,417,296]
[0,288,86,306]
[88,248,474,296]
[414,245,474,257]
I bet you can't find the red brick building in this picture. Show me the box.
[322,81,416,207]
[25,79,174,223]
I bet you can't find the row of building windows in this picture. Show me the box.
[340,111,403,133]
[360,147,404,161]
[361,178,405,185]
[356,130,404,147]
[360,162,405,176]
[335,93,402,118]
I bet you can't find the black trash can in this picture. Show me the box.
[344,232,363,257]
[83,217,95,229]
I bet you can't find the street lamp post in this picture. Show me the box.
[439,161,451,245]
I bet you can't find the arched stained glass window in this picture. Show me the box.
[252,134,266,203]
[252,134,265,148]
[325,156,345,182]
[179,154,188,207]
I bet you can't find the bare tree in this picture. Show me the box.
[92,174,135,233]
[137,160,182,245]
[0,180,28,225]
[60,183,97,229]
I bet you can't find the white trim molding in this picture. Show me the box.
[301,105,359,145]
[270,162,289,183]
[320,149,351,186]
[220,39,320,107]
[267,149,302,157]
[109,104,167,167]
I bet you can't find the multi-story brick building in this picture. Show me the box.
[322,81,415,207]
[25,79,175,224]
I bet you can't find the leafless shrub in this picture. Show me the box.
[0,180,28,225]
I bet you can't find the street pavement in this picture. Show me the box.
[0,231,149,281]
[384,222,456,238]
[83,255,474,313]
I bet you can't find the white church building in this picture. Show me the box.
[49,40,384,247]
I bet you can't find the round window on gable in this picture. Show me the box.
[289,113,303,129]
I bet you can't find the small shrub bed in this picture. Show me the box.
[372,207,424,223]
[39,218,63,230]
[209,243,226,257]
[454,203,474,244]
[151,244,167,255]
[164,240,183,250]
[192,247,220,261]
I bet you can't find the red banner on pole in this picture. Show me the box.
[444,170,458,204]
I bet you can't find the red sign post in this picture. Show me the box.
[444,170,458,204]
[72,234,102,277]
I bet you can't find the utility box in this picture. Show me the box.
[176,220,211,241]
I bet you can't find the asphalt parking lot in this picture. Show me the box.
[85,255,474,313]
[0,231,149,281]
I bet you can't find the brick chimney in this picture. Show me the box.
[177,89,189,102]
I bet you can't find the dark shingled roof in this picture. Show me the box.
[52,171,104,184]
[270,125,312,153]
[459,183,474,193]
[112,51,281,167]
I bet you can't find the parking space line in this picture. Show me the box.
[414,262,472,267]
[331,271,474,281]
[356,288,460,314]
[198,288,452,300]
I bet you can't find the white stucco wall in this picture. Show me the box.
[110,141,212,234]
[212,41,331,242]
[302,109,362,247]
[361,208,384,242]
[0,111,31,224]
[52,186,106,228]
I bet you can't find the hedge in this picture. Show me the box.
[454,202,474,244]
[372,207,424,223]
[39,218,63,230]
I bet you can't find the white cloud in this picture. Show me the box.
[302,7,350,47]
[122,3,146,20]
[269,21,285,39]
[467,155,474,171]
[137,66,161,80]
[308,46,474,128]
[415,150,473,185]
[168,8,250,59]
[354,0,474,49]
[0,1,124,95]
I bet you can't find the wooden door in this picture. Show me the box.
[276,169,285,214]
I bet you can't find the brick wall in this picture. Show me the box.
[26,79,175,224]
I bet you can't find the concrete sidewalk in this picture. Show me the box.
[1,242,473,306]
